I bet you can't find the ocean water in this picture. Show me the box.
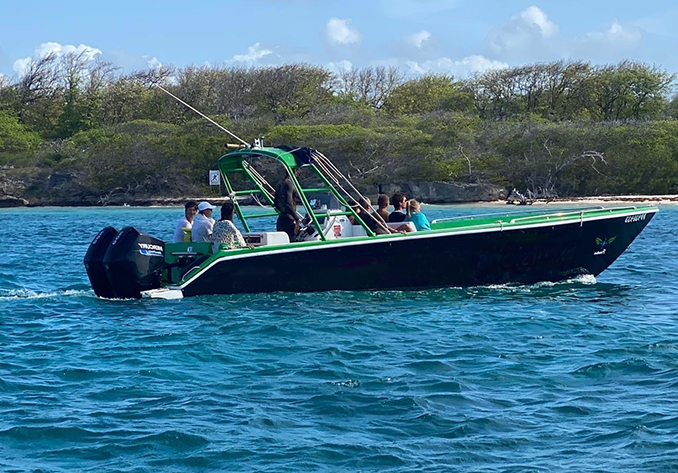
[0,204,677,472]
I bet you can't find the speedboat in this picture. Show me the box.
[84,145,657,299]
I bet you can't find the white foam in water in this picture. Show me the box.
[572,274,598,285]
[485,274,597,291]
[0,289,91,301]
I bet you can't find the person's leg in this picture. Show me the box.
[276,214,296,242]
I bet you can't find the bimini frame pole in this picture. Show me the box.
[220,171,251,232]
[310,165,377,238]
[286,168,328,241]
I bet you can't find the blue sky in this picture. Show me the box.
[1,0,677,79]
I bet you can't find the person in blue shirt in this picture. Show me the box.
[406,199,431,231]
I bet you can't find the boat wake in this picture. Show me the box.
[0,288,93,301]
[485,274,597,291]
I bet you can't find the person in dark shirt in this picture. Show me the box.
[274,169,301,241]
[388,192,407,223]
[354,197,379,233]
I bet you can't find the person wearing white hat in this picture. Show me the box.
[191,201,216,242]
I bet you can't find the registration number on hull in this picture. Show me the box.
[625,214,647,224]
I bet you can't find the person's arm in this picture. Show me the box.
[292,187,302,209]
[285,180,301,222]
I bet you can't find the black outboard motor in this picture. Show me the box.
[84,226,119,298]
[103,227,165,299]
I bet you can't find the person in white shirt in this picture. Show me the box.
[191,201,216,242]
[172,201,198,243]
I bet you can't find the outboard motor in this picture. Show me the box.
[103,227,165,299]
[84,226,119,298]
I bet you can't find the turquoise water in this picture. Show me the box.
[1,205,677,472]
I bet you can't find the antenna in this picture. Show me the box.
[155,84,250,147]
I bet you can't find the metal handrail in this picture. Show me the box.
[431,206,606,224]
[508,206,639,224]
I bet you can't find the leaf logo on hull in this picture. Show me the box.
[594,236,617,255]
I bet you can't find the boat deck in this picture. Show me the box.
[430,205,656,232]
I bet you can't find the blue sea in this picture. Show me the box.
[0,204,677,472]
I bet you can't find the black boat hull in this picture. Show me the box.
[180,212,655,297]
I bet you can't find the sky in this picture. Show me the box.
[1,0,678,80]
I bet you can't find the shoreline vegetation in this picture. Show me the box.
[1,57,678,208]
[2,194,676,209]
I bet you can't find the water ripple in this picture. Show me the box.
[0,205,676,472]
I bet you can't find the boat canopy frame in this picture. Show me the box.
[217,146,376,239]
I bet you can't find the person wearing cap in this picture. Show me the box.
[172,201,198,243]
[191,201,216,242]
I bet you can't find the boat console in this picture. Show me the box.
[243,231,290,247]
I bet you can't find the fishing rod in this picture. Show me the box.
[155,85,286,218]
[155,84,250,147]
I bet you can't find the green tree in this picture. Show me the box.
[591,62,674,121]
[0,111,41,153]
[251,65,333,122]
[382,75,471,115]
[665,94,678,119]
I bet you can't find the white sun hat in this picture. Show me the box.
[197,201,216,212]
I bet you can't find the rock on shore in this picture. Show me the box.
[376,181,507,204]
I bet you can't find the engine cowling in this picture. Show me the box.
[102,227,165,299]
[84,226,119,298]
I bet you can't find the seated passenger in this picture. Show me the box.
[375,194,390,221]
[173,201,198,243]
[191,201,216,242]
[354,197,379,234]
[212,201,246,250]
[406,199,431,231]
[388,192,407,223]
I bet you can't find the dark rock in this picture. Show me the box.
[47,172,76,188]
[0,195,28,208]
[376,181,507,204]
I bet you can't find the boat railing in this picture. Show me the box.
[507,205,641,224]
[431,206,606,224]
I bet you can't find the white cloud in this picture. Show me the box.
[407,55,508,78]
[37,42,102,61]
[325,18,362,45]
[405,61,427,75]
[13,42,101,76]
[143,55,162,69]
[227,43,273,65]
[485,7,644,64]
[12,58,32,76]
[405,30,431,49]
[583,20,641,47]
[487,6,558,55]
[326,60,353,74]
[380,0,460,19]
[570,20,642,62]
[521,6,557,36]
